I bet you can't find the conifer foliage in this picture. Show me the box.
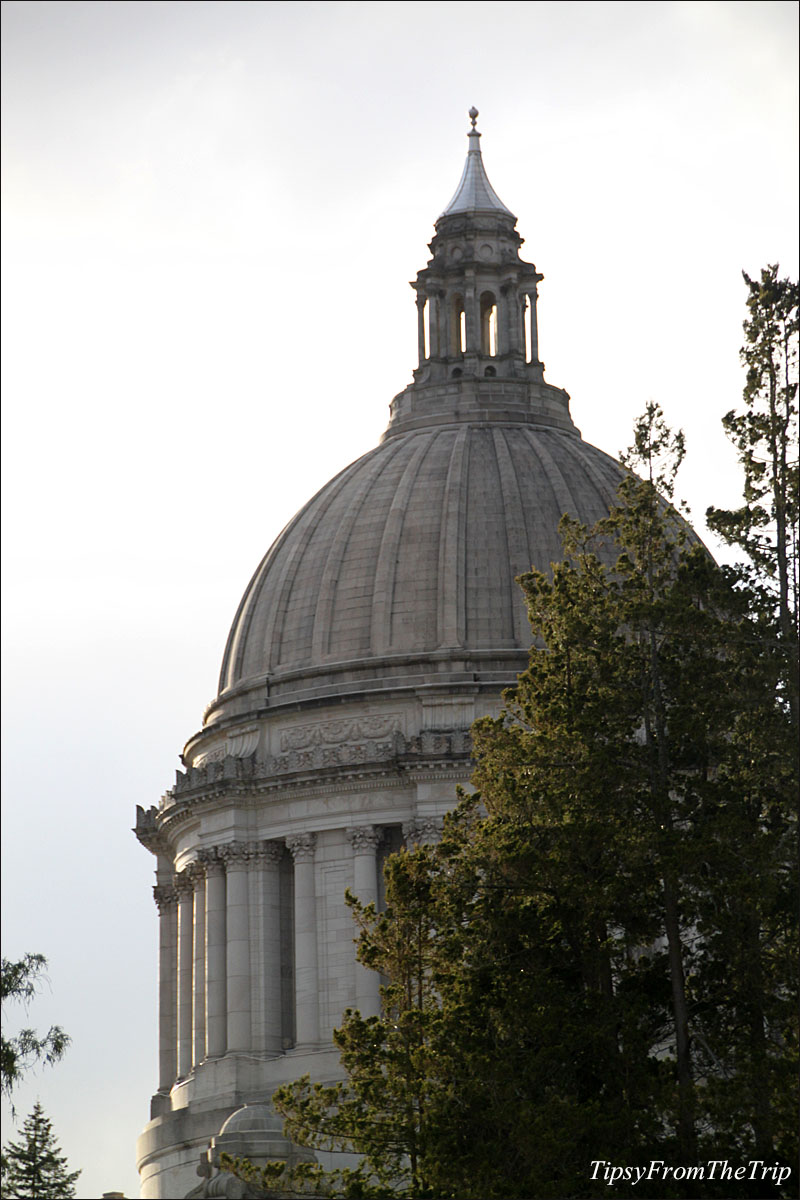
[1,1103,80,1200]
[223,270,798,1198]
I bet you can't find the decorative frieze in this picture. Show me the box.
[281,715,402,751]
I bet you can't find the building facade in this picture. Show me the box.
[134,111,629,1198]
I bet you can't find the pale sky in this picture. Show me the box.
[1,2,797,1196]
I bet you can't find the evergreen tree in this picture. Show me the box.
[1,1103,80,1200]
[225,393,797,1197]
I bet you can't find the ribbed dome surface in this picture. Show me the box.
[216,423,626,711]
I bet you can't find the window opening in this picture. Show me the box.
[423,298,430,360]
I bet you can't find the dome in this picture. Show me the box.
[210,417,626,725]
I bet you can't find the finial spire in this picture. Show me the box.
[437,110,515,220]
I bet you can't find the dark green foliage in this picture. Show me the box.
[224,275,799,1196]
[0,1102,80,1200]
[1,957,70,1106]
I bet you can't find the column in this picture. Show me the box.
[347,826,382,1018]
[416,293,427,366]
[153,883,178,1094]
[464,282,478,354]
[175,871,194,1079]
[190,862,206,1069]
[526,287,540,363]
[500,285,520,358]
[221,842,252,1054]
[202,849,227,1059]
[403,817,444,848]
[255,841,284,1054]
[286,833,318,1047]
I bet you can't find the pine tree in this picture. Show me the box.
[1,1103,80,1200]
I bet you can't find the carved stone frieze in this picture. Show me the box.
[280,714,402,752]
[286,832,317,864]
[347,825,382,854]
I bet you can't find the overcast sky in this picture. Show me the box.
[1,2,798,1196]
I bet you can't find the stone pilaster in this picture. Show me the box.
[220,842,251,1054]
[200,849,226,1059]
[347,825,382,1018]
[153,884,178,1094]
[286,833,318,1047]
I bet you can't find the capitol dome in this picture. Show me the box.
[211,420,626,723]
[135,112,630,1200]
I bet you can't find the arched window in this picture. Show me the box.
[480,292,497,357]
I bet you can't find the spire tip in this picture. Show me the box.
[468,106,479,130]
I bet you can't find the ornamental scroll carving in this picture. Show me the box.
[197,848,225,877]
[280,714,402,751]
[286,833,317,864]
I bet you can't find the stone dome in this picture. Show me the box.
[209,416,626,727]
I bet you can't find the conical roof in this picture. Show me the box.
[438,107,514,219]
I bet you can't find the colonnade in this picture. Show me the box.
[152,821,440,1095]
[415,285,539,366]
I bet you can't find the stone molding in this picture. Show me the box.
[286,832,317,864]
[347,825,382,854]
[403,817,444,847]
[153,884,177,913]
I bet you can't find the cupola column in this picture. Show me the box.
[347,826,383,1019]
[153,882,178,1094]
[416,294,427,366]
[221,842,252,1054]
[287,833,319,1047]
[190,862,206,1069]
[175,871,195,1079]
[500,286,521,358]
[525,286,540,363]
[201,850,227,1058]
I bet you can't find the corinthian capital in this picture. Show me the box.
[218,841,251,868]
[286,832,317,864]
[173,871,194,900]
[153,884,177,913]
[347,825,382,855]
[402,817,443,848]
